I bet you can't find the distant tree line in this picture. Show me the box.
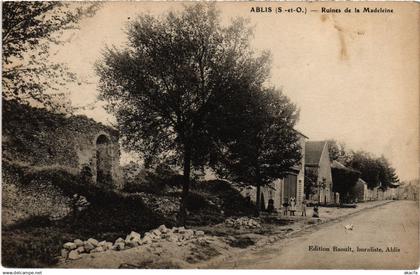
[328,140,399,190]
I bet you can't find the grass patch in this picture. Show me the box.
[226,236,255,248]
[260,216,295,226]
[186,242,221,264]
[2,226,75,268]
[185,180,256,226]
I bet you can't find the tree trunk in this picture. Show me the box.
[255,166,262,216]
[178,146,191,225]
[255,183,261,216]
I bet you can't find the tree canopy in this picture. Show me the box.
[212,86,301,213]
[339,150,399,190]
[2,2,100,112]
[96,3,275,223]
[327,139,347,161]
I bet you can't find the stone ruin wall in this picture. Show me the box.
[2,100,123,189]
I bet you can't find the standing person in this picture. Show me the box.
[267,199,275,213]
[71,194,80,223]
[313,204,320,218]
[71,193,90,224]
[282,198,289,216]
[289,197,296,216]
[301,199,307,216]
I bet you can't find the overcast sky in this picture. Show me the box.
[53,2,419,181]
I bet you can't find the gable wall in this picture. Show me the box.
[317,142,333,203]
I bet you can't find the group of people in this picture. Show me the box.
[282,197,307,217]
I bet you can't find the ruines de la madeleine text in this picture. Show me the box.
[250,7,394,14]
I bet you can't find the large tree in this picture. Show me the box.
[327,139,347,161]
[377,156,399,189]
[95,4,270,223]
[212,87,302,215]
[2,2,100,112]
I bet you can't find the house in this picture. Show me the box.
[358,181,399,201]
[304,141,333,204]
[366,186,379,201]
[378,187,396,200]
[260,131,308,211]
[396,181,419,200]
[331,160,361,203]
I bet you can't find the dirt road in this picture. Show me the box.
[208,200,419,269]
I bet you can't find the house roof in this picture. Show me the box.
[331,160,360,174]
[357,178,367,185]
[387,182,400,188]
[293,129,309,139]
[331,160,347,169]
[305,141,327,166]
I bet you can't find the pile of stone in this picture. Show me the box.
[142,225,206,246]
[61,225,207,260]
[61,238,113,260]
[224,217,261,229]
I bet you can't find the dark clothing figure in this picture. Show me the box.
[267,199,275,213]
[71,194,80,223]
[313,205,319,218]
[282,200,289,216]
[301,200,307,216]
[71,193,90,223]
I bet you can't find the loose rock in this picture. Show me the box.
[224,217,262,229]
[83,241,95,253]
[195,230,205,236]
[142,235,153,244]
[87,238,99,247]
[91,246,104,253]
[158,224,169,233]
[115,237,125,244]
[104,242,113,250]
[61,249,69,259]
[74,239,84,247]
[63,242,77,250]
[125,231,141,245]
[68,250,81,260]
[113,242,125,251]
[76,246,85,253]
[151,229,161,237]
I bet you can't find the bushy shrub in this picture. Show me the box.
[9,215,52,230]
[2,162,73,225]
[186,192,216,211]
[123,178,167,194]
[195,180,255,217]
[122,164,183,194]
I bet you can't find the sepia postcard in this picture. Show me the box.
[1,1,419,271]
